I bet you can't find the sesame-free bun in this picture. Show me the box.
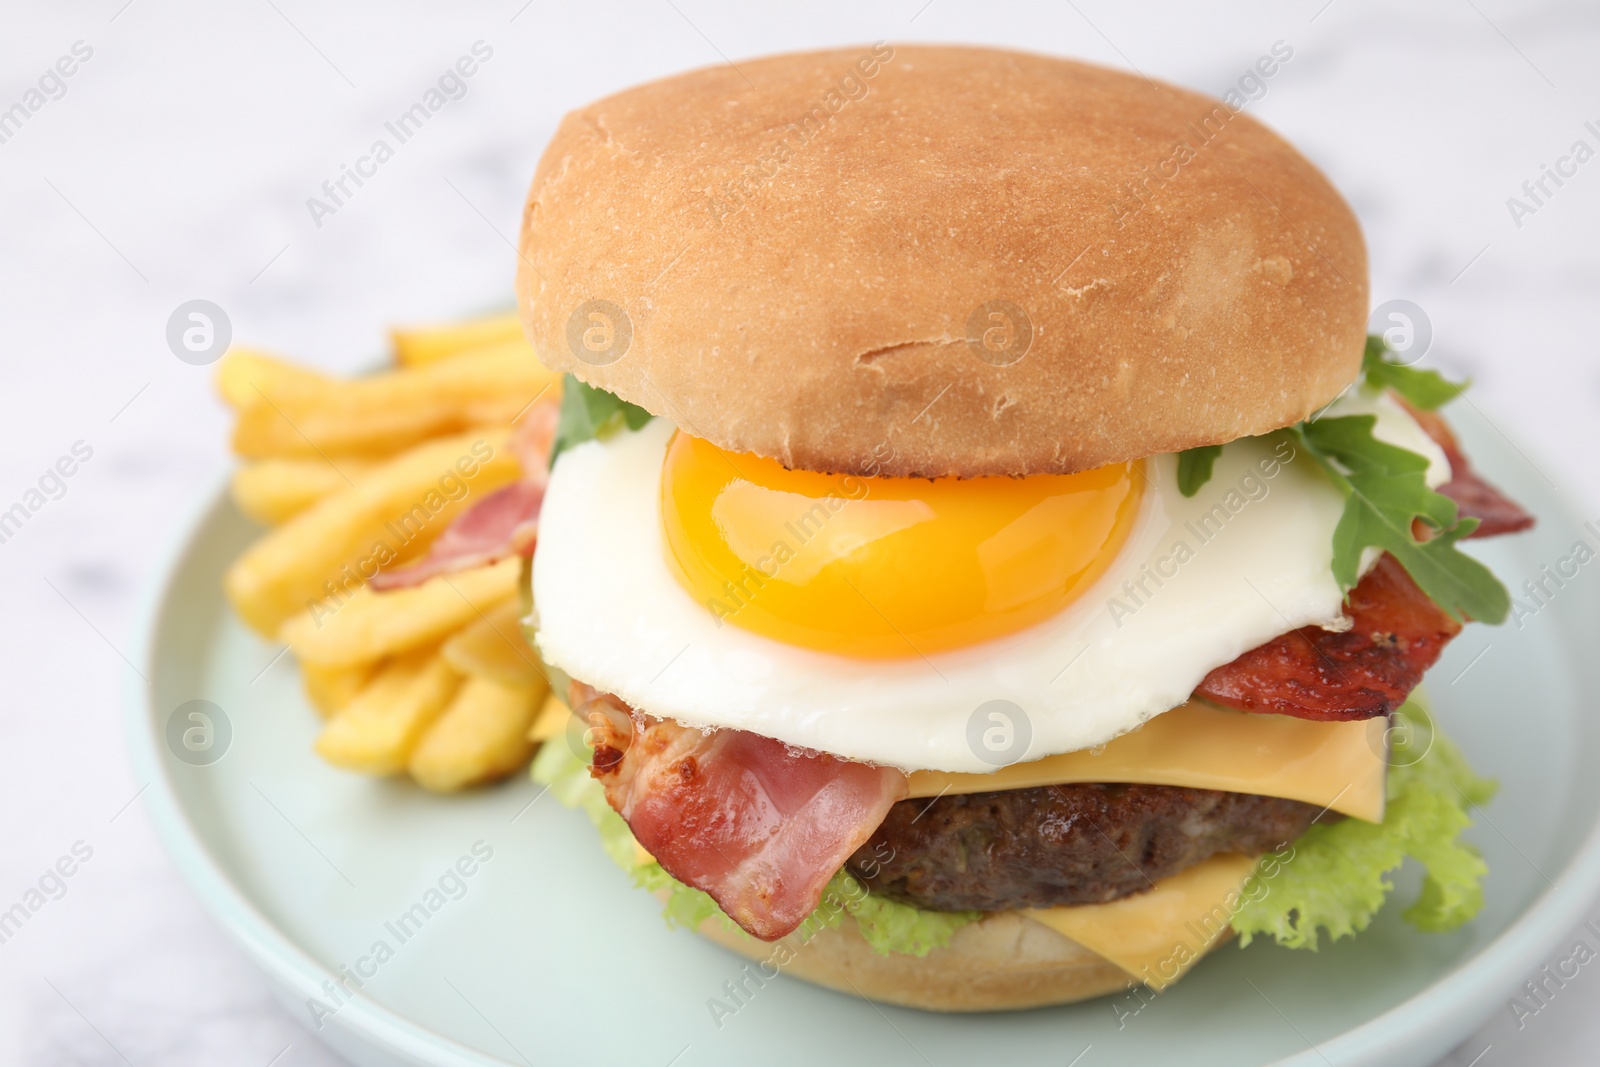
[693,907,1185,1012]
[517,45,1367,477]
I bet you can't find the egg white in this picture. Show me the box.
[532,391,1449,774]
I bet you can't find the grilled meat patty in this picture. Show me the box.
[846,782,1323,912]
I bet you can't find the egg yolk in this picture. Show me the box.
[660,432,1142,658]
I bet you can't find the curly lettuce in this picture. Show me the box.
[1232,700,1495,949]
[529,739,977,957]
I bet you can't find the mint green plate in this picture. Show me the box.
[127,405,1600,1066]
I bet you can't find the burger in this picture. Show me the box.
[511,45,1533,1010]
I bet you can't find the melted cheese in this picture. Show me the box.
[1026,853,1260,990]
[907,700,1385,823]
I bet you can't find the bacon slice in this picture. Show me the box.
[576,683,909,941]
[1195,403,1531,720]
[1401,398,1534,538]
[370,400,557,591]
[1195,554,1463,721]
[369,480,544,590]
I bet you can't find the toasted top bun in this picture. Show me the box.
[517,45,1368,477]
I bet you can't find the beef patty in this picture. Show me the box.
[845,783,1323,912]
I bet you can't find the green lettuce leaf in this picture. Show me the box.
[549,374,653,465]
[530,739,978,956]
[1232,701,1496,950]
[1176,445,1223,497]
[1362,335,1468,411]
[1292,415,1508,623]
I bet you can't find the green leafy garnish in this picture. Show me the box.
[530,737,978,956]
[1176,445,1223,497]
[1233,700,1495,949]
[1293,415,1507,623]
[1362,335,1468,411]
[549,374,653,465]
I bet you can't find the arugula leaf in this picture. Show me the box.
[1233,700,1495,950]
[549,373,653,465]
[1293,415,1508,623]
[1176,445,1223,497]
[1362,335,1468,411]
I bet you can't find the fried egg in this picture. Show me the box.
[532,390,1447,774]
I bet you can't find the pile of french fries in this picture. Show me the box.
[220,311,572,792]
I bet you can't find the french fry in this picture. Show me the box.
[224,429,515,635]
[216,348,328,410]
[408,675,543,792]
[441,597,546,688]
[231,344,558,459]
[316,650,461,775]
[231,458,375,525]
[301,659,378,719]
[391,312,525,366]
[281,558,521,668]
[528,690,571,743]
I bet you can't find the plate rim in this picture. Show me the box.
[124,474,513,1067]
[125,424,1600,1067]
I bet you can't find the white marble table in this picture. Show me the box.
[1,2,1596,1063]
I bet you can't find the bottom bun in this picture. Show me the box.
[691,908,1174,1012]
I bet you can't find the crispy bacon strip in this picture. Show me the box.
[368,481,544,590]
[1402,398,1534,538]
[1197,403,1531,720]
[576,683,909,941]
[1195,554,1463,720]
[370,399,557,591]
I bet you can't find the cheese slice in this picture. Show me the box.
[1026,853,1260,990]
[908,700,1385,823]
